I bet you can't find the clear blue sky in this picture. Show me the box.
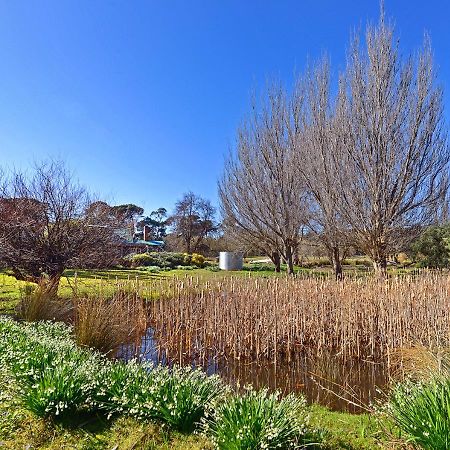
[0,1,449,215]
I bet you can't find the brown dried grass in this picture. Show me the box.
[390,345,450,381]
[73,290,148,355]
[147,272,450,363]
[16,282,73,322]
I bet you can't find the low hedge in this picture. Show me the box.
[126,252,206,269]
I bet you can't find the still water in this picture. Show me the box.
[119,327,388,413]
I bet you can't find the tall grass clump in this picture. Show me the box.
[73,290,147,354]
[387,378,450,449]
[203,388,315,449]
[16,283,72,322]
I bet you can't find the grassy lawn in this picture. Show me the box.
[0,410,390,450]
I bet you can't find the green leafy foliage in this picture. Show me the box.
[20,361,90,418]
[387,378,450,449]
[411,225,450,268]
[191,253,206,268]
[0,319,98,418]
[242,264,275,272]
[91,362,226,432]
[203,388,315,449]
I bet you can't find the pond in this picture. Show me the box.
[118,327,388,413]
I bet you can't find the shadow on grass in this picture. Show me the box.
[51,410,112,433]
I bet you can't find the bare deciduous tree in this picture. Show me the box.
[219,85,308,274]
[0,161,121,295]
[169,192,217,254]
[294,61,351,279]
[333,15,450,274]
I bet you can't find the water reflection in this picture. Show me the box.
[118,327,388,413]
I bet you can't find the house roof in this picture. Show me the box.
[134,240,165,247]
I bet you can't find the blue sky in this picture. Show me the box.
[0,1,449,215]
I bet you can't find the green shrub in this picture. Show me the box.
[411,225,450,268]
[176,265,196,270]
[129,252,194,269]
[129,253,155,267]
[203,388,315,449]
[387,378,450,449]
[300,258,330,269]
[138,265,162,273]
[343,258,373,268]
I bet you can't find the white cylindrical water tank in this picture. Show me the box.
[219,252,244,271]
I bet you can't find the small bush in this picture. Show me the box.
[129,253,155,267]
[177,265,196,270]
[396,252,409,265]
[203,388,315,449]
[387,378,450,449]
[137,265,162,273]
[242,264,275,272]
[300,258,330,269]
[411,225,450,268]
[191,253,206,268]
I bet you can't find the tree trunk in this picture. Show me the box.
[285,244,295,275]
[330,246,343,280]
[40,273,62,299]
[372,257,388,277]
[270,251,281,273]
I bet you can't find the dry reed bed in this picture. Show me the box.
[146,273,450,362]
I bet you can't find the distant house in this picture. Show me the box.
[116,223,164,257]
